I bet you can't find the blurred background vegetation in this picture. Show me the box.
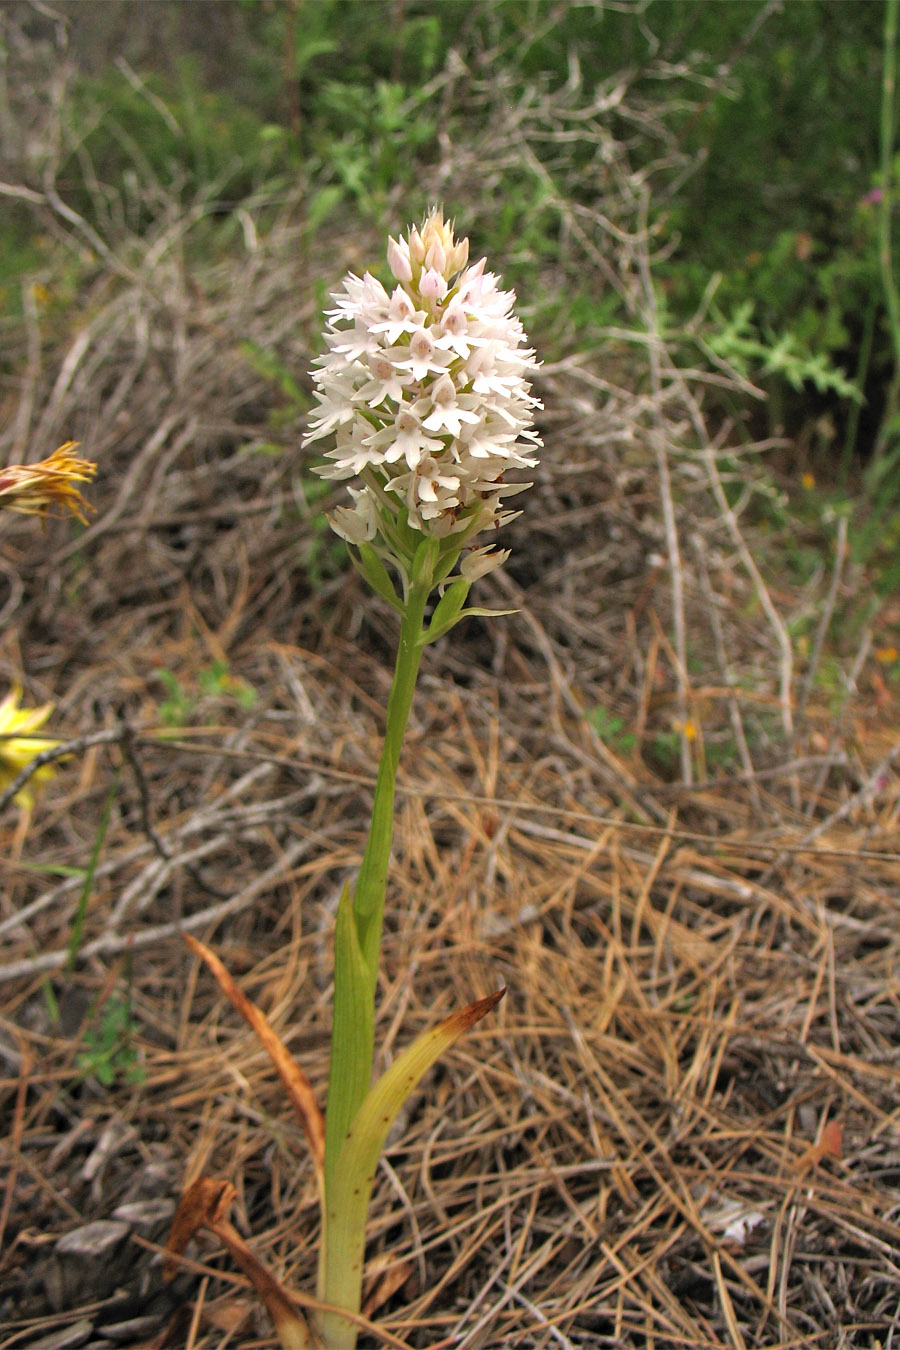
[2,0,898,581]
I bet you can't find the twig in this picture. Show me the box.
[806,624,873,818]
[796,513,848,728]
[0,727,129,814]
[11,275,41,454]
[635,189,692,784]
[801,740,900,846]
[696,421,796,799]
[118,717,229,902]
[0,835,313,984]
[692,531,764,819]
[759,738,900,888]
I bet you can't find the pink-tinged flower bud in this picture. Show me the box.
[419,268,447,300]
[408,225,425,264]
[387,236,412,282]
[424,237,446,274]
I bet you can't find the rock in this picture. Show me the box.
[111,1197,175,1235]
[42,1221,131,1312]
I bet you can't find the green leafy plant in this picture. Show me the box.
[76,981,145,1087]
[645,727,682,776]
[197,660,257,710]
[154,662,256,727]
[154,669,196,727]
[588,705,637,755]
[700,299,862,404]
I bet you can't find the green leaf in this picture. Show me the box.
[432,541,465,588]
[19,862,87,879]
[325,883,374,1197]
[66,775,118,972]
[239,340,306,405]
[320,988,505,1348]
[409,535,440,589]
[420,576,470,645]
[305,186,344,234]
[354,543,403,612]
[457,605,518,622]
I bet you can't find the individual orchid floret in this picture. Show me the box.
[330,487,379,546]
[460,544,511,582]
[304,208,540,587]
[0,686,62,808]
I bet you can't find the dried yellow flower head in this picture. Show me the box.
[0,442,96,524]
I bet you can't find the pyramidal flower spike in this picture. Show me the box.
[304,207,541,590]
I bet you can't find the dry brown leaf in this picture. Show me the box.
[361,1258,416,1318]
[794,1118,843,1174]
[183,933,326,1196]
[163,1175,235,1281]
[211,1215,319,1350]
[164,1172,319,1349]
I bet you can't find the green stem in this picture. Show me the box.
[353,585,429,972]
[873,0,900,473]
[840,294,876,486]
[324,585,428,1171]
[318,575,431,1343]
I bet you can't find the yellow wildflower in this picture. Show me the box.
[674,718,699,741]
[875,645,899,665]
[0,442,96,524]
[0,686,62,807]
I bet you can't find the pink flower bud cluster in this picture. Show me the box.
[304,209,541,578]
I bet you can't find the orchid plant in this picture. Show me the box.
[168,210,541,1348]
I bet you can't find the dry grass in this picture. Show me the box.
[1,14,900,1348]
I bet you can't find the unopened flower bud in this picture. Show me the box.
[450,236,469,274]
[387,236,412,282]
[408,224,425,264]
[424,237,446,274]
[419,268,447,300]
